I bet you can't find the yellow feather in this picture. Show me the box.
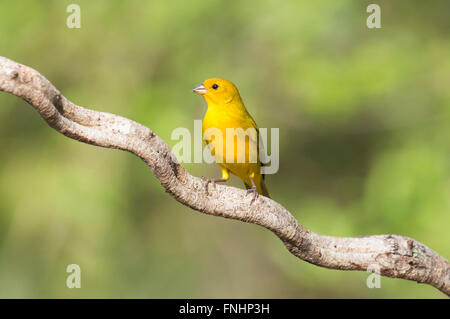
[195,78,270,198]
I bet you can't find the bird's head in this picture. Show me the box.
[193,78,240,105]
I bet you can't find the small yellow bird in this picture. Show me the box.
[193,78,270,201]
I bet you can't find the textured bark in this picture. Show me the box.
[0,56,448,296]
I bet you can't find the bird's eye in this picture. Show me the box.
[212,84,219,90]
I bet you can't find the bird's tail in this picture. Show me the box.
[259,179,270,198]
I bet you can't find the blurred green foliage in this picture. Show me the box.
[0,0,448,298]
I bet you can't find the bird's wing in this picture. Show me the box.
[247,115,267,180]
[241,113,265,174]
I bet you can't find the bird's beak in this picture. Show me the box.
[192,83,208,95]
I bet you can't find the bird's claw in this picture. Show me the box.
[201,176,216,194]
[246,186,259,204]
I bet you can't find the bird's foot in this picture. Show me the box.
[246,186,259,204]
[201,176,215,194]
[201,177,227,195]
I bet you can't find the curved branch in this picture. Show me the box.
[0,56,448,296]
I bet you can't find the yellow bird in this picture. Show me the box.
[193,78,270,201]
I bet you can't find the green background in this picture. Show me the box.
[0,0,448,298]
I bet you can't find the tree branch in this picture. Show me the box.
[0,56,448,296]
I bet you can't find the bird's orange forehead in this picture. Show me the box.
[203,78,238,91]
